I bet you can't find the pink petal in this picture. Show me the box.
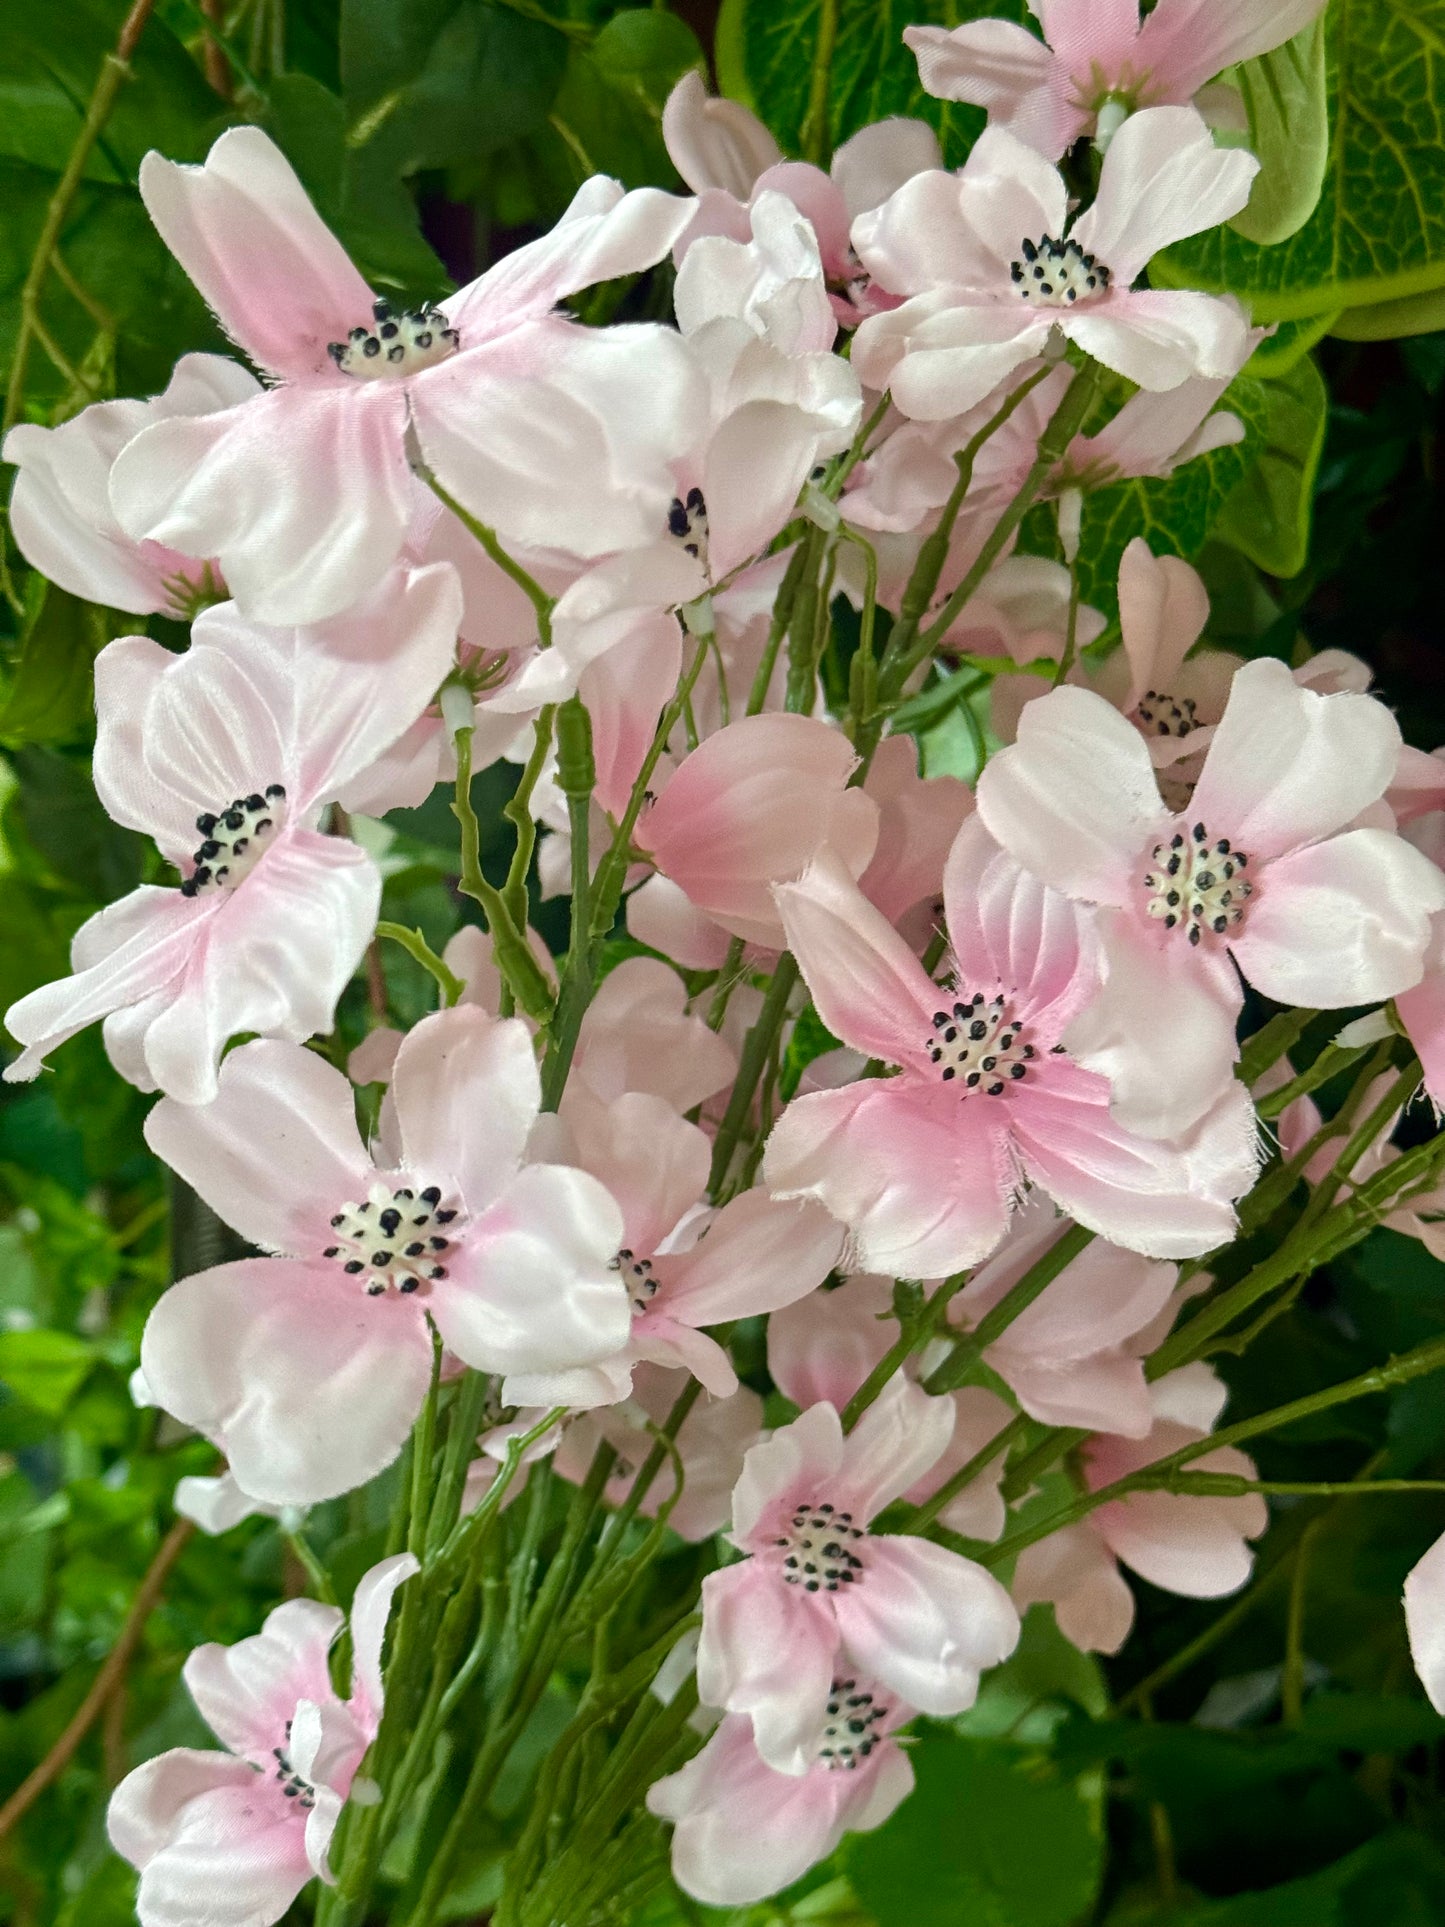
[765,1078,1014,1278]
[1066,288,1254,392]
[1088,1430,1267,1595]
[860,735,973,927]
[830,119,943,220]
[139,833,380,1106]
[139,127,372,380]
[658,1189,842,1326]
[731,1401,847,1545]
[391,1007,540,1216]
[767,1274,895,1412]
[850,172,1000,300]
[1404,1531,1445,1717]
[145,1039,373,1255]
[1012,1525,1136,1654]
[347,1552,419,1737]
[572,955,737,1111]
[837,1377,957,1522]
[625,874,738,970]
[904,21,1074,158]
[1117,538,1209,702]
[579,617,684,817]
[439,1164,629,1380]
[967,1203,1176,1361]
[183,1599,341,1764]
[977,683,1166,906]
[558,1089,710,1256]
[1232,829,1445,1008]
[662,71,781,198]
[697,1562,840,1776]
[1135,0,1329,102]
[703,381,860,579]
[1397,923,1445,1112]
[114,1761,311,1927]
[835,1536,1019,1714]
[140,1258,432,1504]
[774,846,942,1068]
[1036,0,1142,71]
[865,299,1052,422]
[1070,106,1259,285]
[630,1317,739,1398]
[108,1748,262,1869]
[111,381,415,625]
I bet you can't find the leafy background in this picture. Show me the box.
[2,1,1445,1924]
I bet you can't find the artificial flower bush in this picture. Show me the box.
[5,1,1445,1923]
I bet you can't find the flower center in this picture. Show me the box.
[774,1499,866,1593]
[271,1718,316,1811]
[925,994,1035,1096]
[324,1181,460,1296]
[1144,821,1253,947]
[181,786,286,897]
[328,300,459,381]
[667,487,709,566]
[1009,235,1112,308]
[1136,689,1200,739]
[820,1678,891,1771]
[613,1246,657,1316]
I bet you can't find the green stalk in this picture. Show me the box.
[922,1224,1095,1394]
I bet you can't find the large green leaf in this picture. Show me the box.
[0,586,100,747]
[544,11,705,189]
[1330,282,1445,339]
[1158,0,1445,321]
[846,1732,1103,1927]
[1214,353,1327,578]
[1230,13,1330,247]
[0,1326,93,1416]
[715,0,1029,166]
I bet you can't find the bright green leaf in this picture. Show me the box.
[1244,311,1342,378]
[0,586,100,748]
[1230,13,1330,247]
[1330,282,1445,340]
[0,1325,93,1415]
[1215,353,1327,579]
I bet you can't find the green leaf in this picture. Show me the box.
[1157,0,1445,321]
[0,586,100,747]
[0,1325,93,1415]
[544,11,704,189]
[10,744,145,900]
[1230,14,1330,247]
[714,0,1029,166]
[1243,311,1342,378]
[846,1733,1103,1927]
[1330,282,1445,340]
[1214,353,1327,579]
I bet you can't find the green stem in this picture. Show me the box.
[375,922,463,1006]
[839,1272,972,1431]
[451,724,554,1022]
[706,953,799,1196]
[421,472,555,645]
[904,1411,1031,1534]
[923,1224,1095,1395]
[799,0,839,164]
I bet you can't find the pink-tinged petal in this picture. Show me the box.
[145,1040,372,1256]
[1398,922,1445,1112]
[703,383,859,578]
[1080,371,1243,476]
[139,128,372,380]
[1011,1058,1250,1257]
[173,1472,279,1535]
[1404,1531,1445,1717]
[1012,1526,1135,1655]
[1117,538,1209,702]
[977,683,1166,906]
[676,192,835,350]
[644,716,878,947]
[837,1377,956,1522]
[850,172,999,300]
[1390,746,1445,826]
[866,300,1052,423]
[347,1552,419,1737]
[1088,1430,1267,1596]
[1071,107,1258,284]
[111,381,414,625]
[860,735,973,927]
[732,1401,846,1543]
[141,1259,431,1504]
[836,1536,1019,1714]
[411,321,703,562]
[830,119,943,220]
[775,847,941,1068]
[579,617,684,817]
[1232,829,1445,1008]
[765,1079,1014,1280]
[1066,288,1254,393]
[558,1090,710,1255]
[572,955,736,1111]
[630,1317,740,1397]
[108,1749,262,1869]
[659,1190,842,1327]
[648,1714,854,1907]
[1007,1348,1156,1436]
[437,1164,628,1378]
[943,816,1101,1036]
[183,1599,341,1764]
[1063,909,1243,1140]
[445,178,692,337]
[391,1006,540,1215]
[1036,0,1142,70]
[966,1202,1176,1362]
[956,124,1072,263]
[904,22,1074,158]
[1190,658,1402,860]
[768,1274,895,1412]
[3,888,199,1084]
[625,874,737,970]
[139,834,380,1106]
[1135,0,1328,101]
[1150,1360,1230,1431]
[697,1562,840,1775]
[662,71,781,198]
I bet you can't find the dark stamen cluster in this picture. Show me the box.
[325,1183,460,1296]
[776,1500,866,1593]
[328,299,459,379]
[271,1718,316,1810]
[667,487,708,563]
[181,786,285,897]
[612,1246,657,1314]
[1144,822,1253,946]
[1009,235,1111,307]
[926,993,1034,1096]
[820,1678,890,1771]
[1137,689,1200,738]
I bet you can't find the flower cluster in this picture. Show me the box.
[11,4,1445,1917]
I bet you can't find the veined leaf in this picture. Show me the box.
[1230,12,1330,246]
[1215,353,1328,579]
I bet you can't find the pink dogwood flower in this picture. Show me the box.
[138,1010,629,1504]
[514,1088,843,1405]
[1013,1364,1266,1653]
[851,108,1258,421]
[978,657,1445,1139]
[664,69,942,327]
[698,1389,1019,1773]
[906,0,1327,162]
[648,1692,915,1906]
[764,819,1255,1280]
[3,353,254,614]
[108,127,695,623]
[108,1554,416,1927]
[2,567,461,1103]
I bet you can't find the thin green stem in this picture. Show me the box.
[421,472,555,644]
[375,922,464,1006]
[706,954,799,1196]
[923,1224,1095,1395]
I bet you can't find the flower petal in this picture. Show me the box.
[1070,106,1258,285]
[835,1535,1019,1714]
[391,1006,541,1215]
